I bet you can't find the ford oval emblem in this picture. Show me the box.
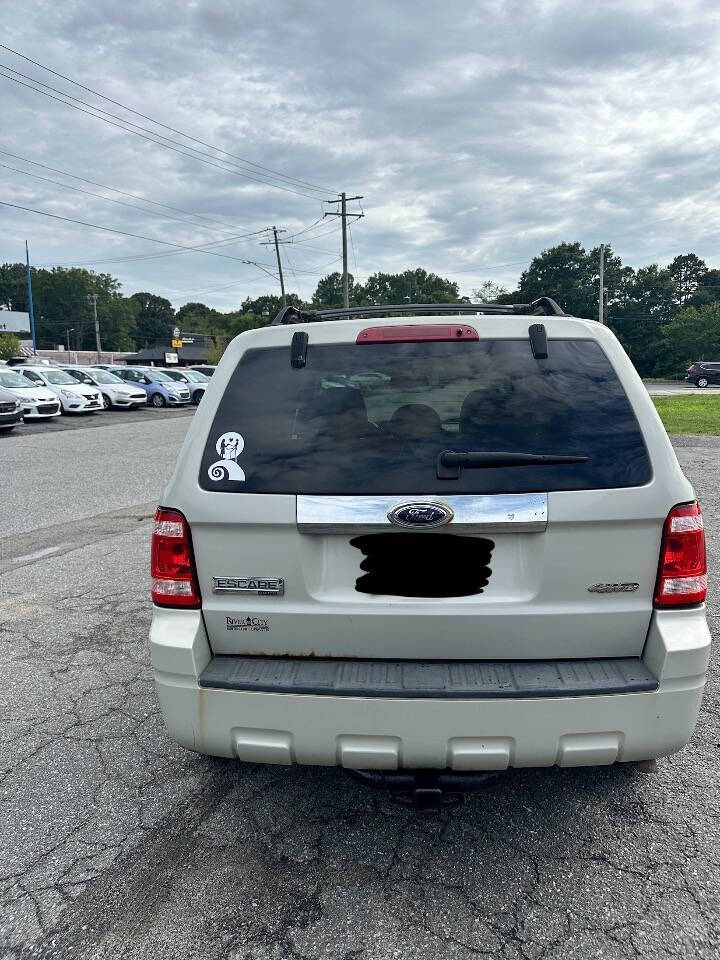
[387,501,454,529]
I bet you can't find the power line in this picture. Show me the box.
[287,223,343,244]
[0,148,248,231]
[27,211,334,269]
[0,67,331,201]
[0,159,248,236]
[0,198,313,266]
[35,233,267,268]
[285,216,323,239]
[0,43,338,196]
[348,221,360,279]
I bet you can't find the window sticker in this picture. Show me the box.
[208,431,246,482]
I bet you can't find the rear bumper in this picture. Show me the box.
[150,608,711,769]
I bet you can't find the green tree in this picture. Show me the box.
[472,281,509,303]
[688,268,720,309]
[311,272,352,308]
[0,263,28,311]
[668,254,707,306]
[359,268,460,306]
[516,243,623,319]
[240,293,303,318]
[130,292,175,348]
[0,333,20,360]
[175,301,223,334]
[205,335,228,365]
[609,265,675,375]
[660,302,720,372]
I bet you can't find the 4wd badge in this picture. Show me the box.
[213,576,284,596]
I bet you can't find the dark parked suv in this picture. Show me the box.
[685,361,720,387]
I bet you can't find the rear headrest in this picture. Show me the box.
[389,403,442,441]
[305,387,372,437]
[459,388,507,434]
[460,385,552,449]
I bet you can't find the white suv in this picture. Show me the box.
[150,301,710,786]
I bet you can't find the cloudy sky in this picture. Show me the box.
[2,0,720,309]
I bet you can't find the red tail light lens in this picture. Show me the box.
[654,502,707,607]
[151,508,201,608]
[356,324,479,344]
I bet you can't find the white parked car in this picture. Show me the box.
[21,366,103,414]
[60,366,147,410]
[160,367,210,404]
[0,366,61,419]
[149,301,710,802]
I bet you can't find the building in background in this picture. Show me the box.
[123,330,215,367]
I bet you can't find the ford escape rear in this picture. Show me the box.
[150,300,710,772]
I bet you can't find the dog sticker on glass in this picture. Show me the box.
[208,431,245,482]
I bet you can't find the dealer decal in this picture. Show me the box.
[226,616,270,632]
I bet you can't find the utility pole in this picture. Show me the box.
[260,227,287,307]
[25,241,37,355]
[87,293,102,359]
[598,244,605,325]
[324,192,364,308]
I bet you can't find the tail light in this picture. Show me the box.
[151,508,201,608]
[654,502,707,607]
[356,324,479,344]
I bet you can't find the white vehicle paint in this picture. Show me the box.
[21,366,104,414]
[149,307,711,773]
[0,366,61,419]
[59,366,147,410]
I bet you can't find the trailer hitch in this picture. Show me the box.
[345,768,504,812]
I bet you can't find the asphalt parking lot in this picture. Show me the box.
[645,381,720,396]
[3,404,194,438]
[1,415,718,959]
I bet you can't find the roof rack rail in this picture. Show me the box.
[271,298,566,325]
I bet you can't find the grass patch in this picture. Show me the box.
[652,395,720,435]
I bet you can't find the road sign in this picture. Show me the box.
[171,338,183,348]
[172,326,180,339]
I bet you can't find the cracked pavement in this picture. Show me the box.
[0,419,718,959]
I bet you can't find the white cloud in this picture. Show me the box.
[1,0,720,307]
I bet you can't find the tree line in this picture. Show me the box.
[1,244,719,376]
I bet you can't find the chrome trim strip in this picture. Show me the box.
[297,493,547,534]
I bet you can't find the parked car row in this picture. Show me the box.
[0,363,213,432]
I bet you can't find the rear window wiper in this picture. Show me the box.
[437,449,588,479]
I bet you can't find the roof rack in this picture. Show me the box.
[271,298,566,325]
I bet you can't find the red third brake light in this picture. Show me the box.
[151,508,201,608]
[654,502,707,607]
[356,324,479,344]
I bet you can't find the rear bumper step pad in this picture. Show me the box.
[198,656,657,699]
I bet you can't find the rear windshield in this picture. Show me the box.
[200,339,651,494]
